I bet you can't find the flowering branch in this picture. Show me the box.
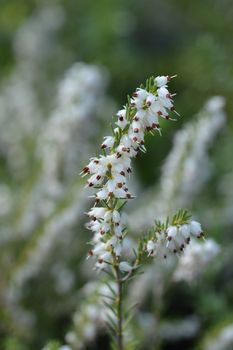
[81,75,203,349]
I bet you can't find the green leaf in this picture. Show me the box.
[103,300,118,317]
[105,281,117,297]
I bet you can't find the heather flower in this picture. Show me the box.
[174,239,220,283]
[83,75,178,270]
[81,74,204,349]
[189,220,204,238]
[145,216,204,258]
[147,240,157,256]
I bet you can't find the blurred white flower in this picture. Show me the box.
[205,323,233,350]
[160,315,200,341]
[66,281,117,349]
[128,96,226,232]
[83,76,177,269]
[173,239,220,283]
[14,5,65,63]
[0,184,13,217]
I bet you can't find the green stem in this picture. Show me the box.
[116,265,123,350]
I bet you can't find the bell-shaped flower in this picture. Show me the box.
[101,136,115,149]
[190,220,203,238]
[116,108,128,129]
[147,240,156,256]
[119,261,133,272]
[167,225,178,240]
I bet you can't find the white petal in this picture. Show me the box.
[112,210,121,223]
[190,221,203,237]
[119,261,132,272]
[167,225,178,239]
[155,75,168,87]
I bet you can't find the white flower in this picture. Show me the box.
[157,86,170,99]
[84,74,178,268]
[144,219,204,260]
[99,252,112,263]
[105,236,118,249]
[87,207,107,220]
[95,260,108,270]
[87,173,104,187]
[95,187,108,200]
[150,99,170,119]
[167,226,178,240]
[133,88,148,100]
[114,243,122,257]
[146,92,156,106]
[205,324,233,350]
[190,220,203,238]
[131,88,148,109]
[116,108,128,129]
[128,125,145,144]
[179,224,191,242]
[174,239,220,283]
[155,75,169,87]
[114,224,123,237]
[119,261,133,272]
[103,210,113,222]
[144,112,159,129]
[204,239,220,257]
[167,239,179,253]
[101,136,115,149]
[81,157,100,176]
[173,230,186,250]
[91,242,106,256]
[87,221,111,236]
[147,240,156,256]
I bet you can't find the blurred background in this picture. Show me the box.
[0,0,233,349]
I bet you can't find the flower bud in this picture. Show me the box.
[119,261,133,272]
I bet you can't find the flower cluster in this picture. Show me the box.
[82,75,177,269]
[146,211,204,259]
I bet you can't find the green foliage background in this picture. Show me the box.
[1,0,233,349]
